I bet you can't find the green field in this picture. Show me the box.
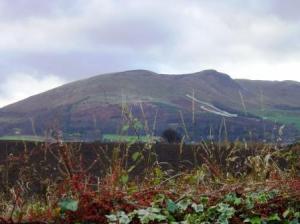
[102,134,160,143]
[0,135,47,142]
[0,134,160,143]
[254,110,300,130]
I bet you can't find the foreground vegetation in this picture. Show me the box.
[0,139,299,224]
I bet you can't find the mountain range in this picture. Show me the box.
[1,69,300,142]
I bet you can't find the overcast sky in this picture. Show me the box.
[1,0,300,107]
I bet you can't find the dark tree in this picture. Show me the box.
[161,128,182,143]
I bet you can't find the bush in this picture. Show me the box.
[161,128,182,143]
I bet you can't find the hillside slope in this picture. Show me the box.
[0,69,299,142]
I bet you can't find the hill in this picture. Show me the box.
[0,69,300,142]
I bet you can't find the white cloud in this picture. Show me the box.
[218,60,300,81]
[0,0,300,86]
[0,73,65,108]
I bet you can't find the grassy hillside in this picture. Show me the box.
[1,69,300,142]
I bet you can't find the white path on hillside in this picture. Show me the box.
[186,94,238,118]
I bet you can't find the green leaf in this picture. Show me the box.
[257,193,268,203]
[132,152,142,161]
[106,214,117,222]
[191,203,204,213]
[106,211,131,224]
[224,193,242,206]
[244,216,262,224]
[267,213,281,221]
[166,199,177,213]
[217,203,235,223]
[177,198,192,211]
[200,196,209,205]
[58,199,78,212]
[134,207,166,224]
[120,174,129,185]
[117,211,131,224]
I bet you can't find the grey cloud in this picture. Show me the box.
[0,0,80,20]
[267,0,300,20]
[86,16,176,50]
[0,51,159,81]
